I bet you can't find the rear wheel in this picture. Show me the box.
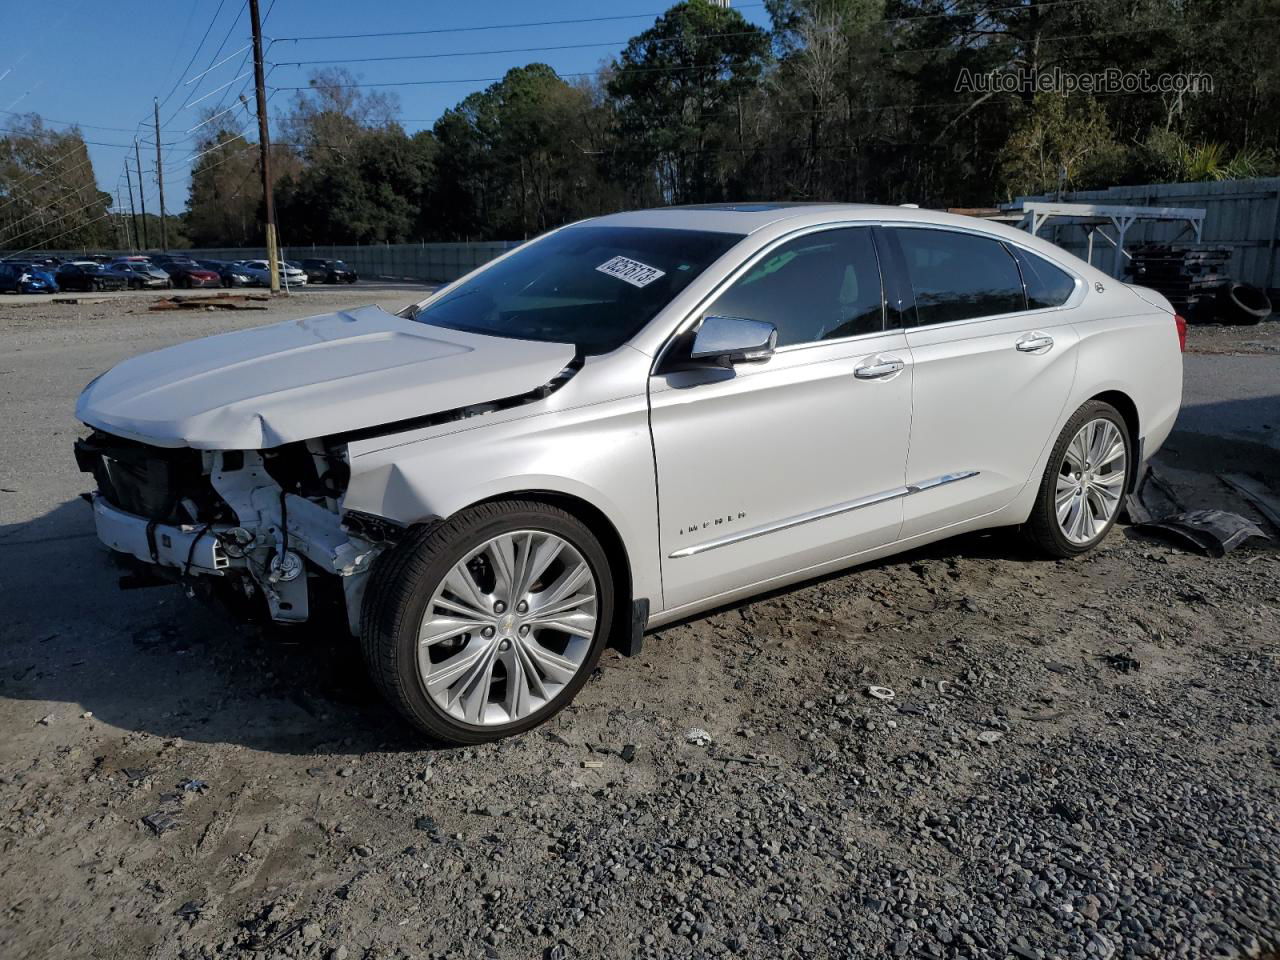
[361,500,614,743]
[1024,400,1131,557]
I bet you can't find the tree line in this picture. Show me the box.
[3,0,1278,252]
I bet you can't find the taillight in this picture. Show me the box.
[1174,313,1187,352]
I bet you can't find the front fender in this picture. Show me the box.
[341,391,662,609]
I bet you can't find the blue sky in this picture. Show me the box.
[0,0,770,214]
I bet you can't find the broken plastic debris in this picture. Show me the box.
[1135,509,1268,557]
[867,686,896,702]
[142,811,181,836]
[1098,652,1140,673]
[685,727,713,746]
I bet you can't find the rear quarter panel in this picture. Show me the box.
[1068,287,1183,460]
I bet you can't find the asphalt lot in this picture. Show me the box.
[0,297,1277,960]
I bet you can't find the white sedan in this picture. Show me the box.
[75,203,1182,742]
[236,259,307,287]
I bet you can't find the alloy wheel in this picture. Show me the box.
[417,530,598,727]
[1055,418,1127,544]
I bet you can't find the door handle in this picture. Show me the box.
[1015,332,1054,353]
[854,356,905,380]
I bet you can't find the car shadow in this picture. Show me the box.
[0,498,422,756]
[3,406,1274,756]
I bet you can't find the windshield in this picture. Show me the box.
[410,226,743,355]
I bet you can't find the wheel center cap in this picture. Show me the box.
[498,613,518,636]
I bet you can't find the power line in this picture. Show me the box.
[0,193,113,248]
[0,150,96,211]
[166,2,250,127]
[0,178,104,237]
[274,31,766,69]
[270,0,1095,44]
[268,12,1279,92]
[2,209,115,257]
[155,0,232,116]
[0,108,148,134]
[0,125,179,150]
[182,0,273,137]
[272,5,769,43]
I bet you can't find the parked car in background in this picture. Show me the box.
[158,258,222,288]
[106,261,171,289]
[0,261,58,293]
[301,258,358,284]
[73,203,1184,743]
[54,261,127,292]
[198,259,254,288]
[238,259,307,287]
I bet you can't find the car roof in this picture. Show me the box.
[580,202,1099,268]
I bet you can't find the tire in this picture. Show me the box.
[361,500,614,744]
[1024,400,1132,558]
[1215,283,1271,326]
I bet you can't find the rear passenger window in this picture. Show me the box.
[1011,247,1076,308]
[894,228,1025,326]
[706,227,884,347]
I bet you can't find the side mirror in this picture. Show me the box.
[688,315,777,367]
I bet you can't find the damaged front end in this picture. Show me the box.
[74,430,394,633]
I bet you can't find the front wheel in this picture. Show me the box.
[1024,400,1131,557]
[361,500,614,743]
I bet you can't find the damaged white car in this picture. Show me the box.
[75,204,1183,743]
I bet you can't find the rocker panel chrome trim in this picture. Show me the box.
[667,470,979,559]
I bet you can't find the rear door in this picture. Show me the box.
[649,226,914,612]
[887,227,1081,538]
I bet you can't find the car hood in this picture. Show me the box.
[76,304,576,449]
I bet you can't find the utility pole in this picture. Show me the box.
[250,0,280,292]
[134,140,149,250]
[154,99,168,252]
[116,190,131,250]
[124,162,140,252]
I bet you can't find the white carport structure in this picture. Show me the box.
[1015,202,1206,279]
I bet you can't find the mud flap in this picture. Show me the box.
[611,598,648,658]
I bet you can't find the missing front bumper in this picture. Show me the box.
[91,495,230,574]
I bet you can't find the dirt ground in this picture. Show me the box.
[0,295,1277,960]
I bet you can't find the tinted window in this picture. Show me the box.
[1012,247,1076,308]
[704,227,884,347]
[412,226,743,356]
[895,228,1025,326]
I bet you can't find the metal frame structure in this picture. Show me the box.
[1017,201,1206,278]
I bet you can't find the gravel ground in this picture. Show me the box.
[1,294,1278,960]
[1185,316,1280,355]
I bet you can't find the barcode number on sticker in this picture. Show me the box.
[596,255,666,288]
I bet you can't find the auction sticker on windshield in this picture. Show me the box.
[596,255,666,288]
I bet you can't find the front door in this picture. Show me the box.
[649,226,914,613]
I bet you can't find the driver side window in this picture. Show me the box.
[705,227,885,348]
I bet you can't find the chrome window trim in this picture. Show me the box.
[668,470,979,559]
[652,218,1088,371]
[651,221,893,373]
[884,221,1086,330]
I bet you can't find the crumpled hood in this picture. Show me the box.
[76,304,576,449]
